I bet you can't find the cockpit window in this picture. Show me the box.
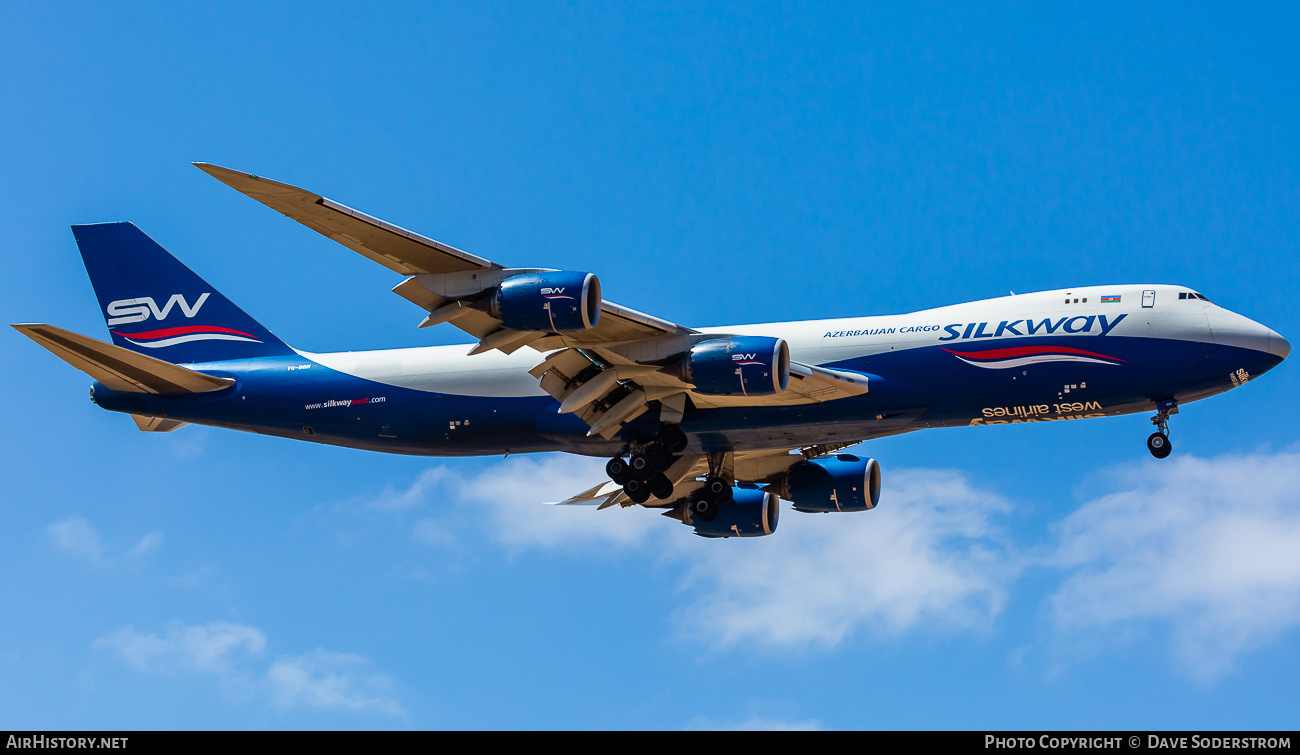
[1180,291,1213,303]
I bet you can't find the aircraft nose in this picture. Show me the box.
[1269,328,1291,360]
[1206,308,1289,365]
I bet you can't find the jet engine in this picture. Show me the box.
[489,271,601,332]
[691,487,780,538]
[772,454,881,513]
[676,336,790,396]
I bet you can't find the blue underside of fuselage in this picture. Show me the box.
[89,335,1285,457]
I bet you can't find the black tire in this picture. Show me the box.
[629,453,652,477]
[644,443,670,470]
[606,456,631,485]
[1147,432,1172,459]
[624,478,651,504]
[692,494,719,523]
[649,472,674,500]
[702,476,732,504]
[659,424,688,453]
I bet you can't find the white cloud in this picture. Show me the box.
[388,454,661,550]
[94,622,266,673]
[1046,450,1300,681]
[47,517,107,566]
[266,649,404,716]
[367,467,456,511]
[675,468,1013,648]
[165,427,207,460]
[375,448,1300,679]
[363,454,659,549]
[171,564,217,589]
[47,517,165,567]
[95,621,403,716]
[129,531,163,558]
[464,454,663,550]
[411,518,454,546]
[395,456,1013,646]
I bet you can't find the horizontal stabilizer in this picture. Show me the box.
[12,324,234,394]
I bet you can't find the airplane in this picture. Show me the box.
[13,164,1290,538]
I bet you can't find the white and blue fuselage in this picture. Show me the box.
[88,283,1289,457]
[16,209,1291,535]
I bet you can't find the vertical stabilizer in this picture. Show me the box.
[72,223,294,363]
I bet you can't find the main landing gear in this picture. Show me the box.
[1147,401,1176,459]
[688,475,732,524]
[606,426,734,523]
[606,424,689,504]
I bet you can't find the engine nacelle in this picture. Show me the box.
[691,487,780,538]
[678,336,790,396]
[491,271,601,333]
[778,454,881,513]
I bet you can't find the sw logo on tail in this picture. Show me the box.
[106,293,211,326]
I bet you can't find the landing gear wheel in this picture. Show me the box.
[701,475,733,504]
[606,456,631,485]
[691,494,720,523]
[643,443,671,470]
[624,477,651,504]
[648,472,674,500]
[1148,402,1176,459]
[1147,432,1172,459]
[629,453,652,477]
[659,424,688,453]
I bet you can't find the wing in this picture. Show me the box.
[195,163,689,351]
[198,163,869,439]
[194,163,497,275]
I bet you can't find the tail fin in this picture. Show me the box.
[72,223,294,363]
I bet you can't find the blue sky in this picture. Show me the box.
[3,2,1298,729]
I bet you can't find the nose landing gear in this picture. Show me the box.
[1146,431,1171,459]
[1147,401,1176,459]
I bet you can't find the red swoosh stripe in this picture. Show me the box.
[112,325,259,340]
[942,345,1126,362]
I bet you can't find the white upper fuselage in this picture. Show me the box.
[305,284,1288,398]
